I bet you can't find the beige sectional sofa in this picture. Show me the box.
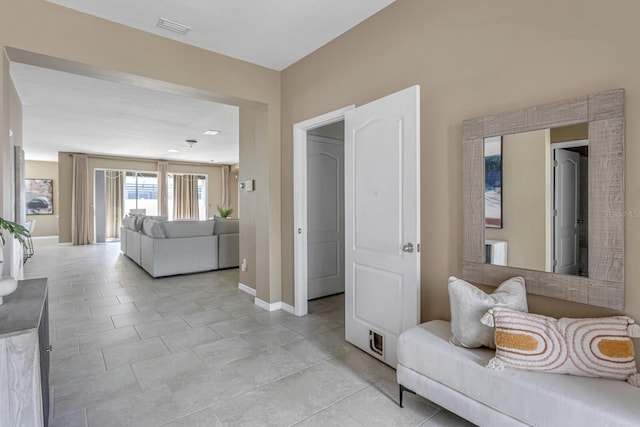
[120,215,239,278]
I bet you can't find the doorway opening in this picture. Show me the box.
[294,86,421,368]
[293,106,354,316]
[551,139,588,276]
[306,122,345,301]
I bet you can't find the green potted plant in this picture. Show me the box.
[217,205,234,218]
[0,216,30,247]
[0,217,30,305]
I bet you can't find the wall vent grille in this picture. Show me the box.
[156,17,191,35]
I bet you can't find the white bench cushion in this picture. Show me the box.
[397,320,640,427]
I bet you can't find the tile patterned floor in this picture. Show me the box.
[24,237,474,427]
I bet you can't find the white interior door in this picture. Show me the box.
[553,148,580,275]
[344,85,420,368]
[307,135,345,300]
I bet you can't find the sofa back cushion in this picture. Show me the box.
[136,215,167,232]
[163,219,215,238]
[213,217,239,235]
[122,215,138,230]
[143,218,167,238]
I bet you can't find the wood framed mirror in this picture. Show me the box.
[462,89,624,309]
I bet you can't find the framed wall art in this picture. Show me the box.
[26,178,54,215]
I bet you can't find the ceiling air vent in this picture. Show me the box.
[156,17,191,35]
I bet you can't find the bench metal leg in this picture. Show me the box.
[398,384,416,408]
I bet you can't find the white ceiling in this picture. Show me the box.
[11,62,240,164]
[47,0,396,71]
[12,1,396,164]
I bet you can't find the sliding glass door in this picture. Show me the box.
[124,172,158,216]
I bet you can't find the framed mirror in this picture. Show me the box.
[462,89,624,309]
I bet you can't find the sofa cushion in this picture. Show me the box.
[448,276,528,349]
[483,307,640,384]
[142,218,167,238]
[122,215,137,230]
[135,215,167,232]
[213,217,239,235]
[163,219,215,238]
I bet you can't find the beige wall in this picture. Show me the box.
[228,167,239,220]
[25,160,58,236]
[551,123,588,143]
[3,0,640,327]
[0,0,281,294]
[281,0,640,327]
[57,153,234,242]
[486,130,547,271]
[238,109,257,289]
[1,52,23,276]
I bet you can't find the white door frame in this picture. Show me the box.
[293,105,355,316]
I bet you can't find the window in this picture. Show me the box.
[124,171,158,216]
[167,173,207,220]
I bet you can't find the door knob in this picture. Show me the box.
[402,243,414,253]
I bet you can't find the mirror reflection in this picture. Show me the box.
[484,123,588,277]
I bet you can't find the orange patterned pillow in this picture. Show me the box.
[481,307,640,386]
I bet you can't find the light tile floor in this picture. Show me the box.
[24,237,474,427]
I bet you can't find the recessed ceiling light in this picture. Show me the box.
[168,149,179,153]
[203,129,220,136]
[156,17,191,35]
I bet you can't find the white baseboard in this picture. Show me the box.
[281,302,296,315]
[237,282,256,296]
[253,299,296,314]
[254,298,282,312]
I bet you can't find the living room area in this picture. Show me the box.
[22,237,459,426]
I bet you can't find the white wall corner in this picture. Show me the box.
[237,282,256,296]
[254,297,282,312]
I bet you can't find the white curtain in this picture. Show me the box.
[221,165,230,209]
[173,174,199,220]
[72,154,92,245]
[157,161,168,217]
[105,170,124,239]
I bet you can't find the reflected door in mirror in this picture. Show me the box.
[484,124,588,276]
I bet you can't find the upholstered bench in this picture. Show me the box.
[397,320,640,427]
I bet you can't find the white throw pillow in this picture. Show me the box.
[142,218,166,238]
[135,215,167,232]
[448,276,528,348]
